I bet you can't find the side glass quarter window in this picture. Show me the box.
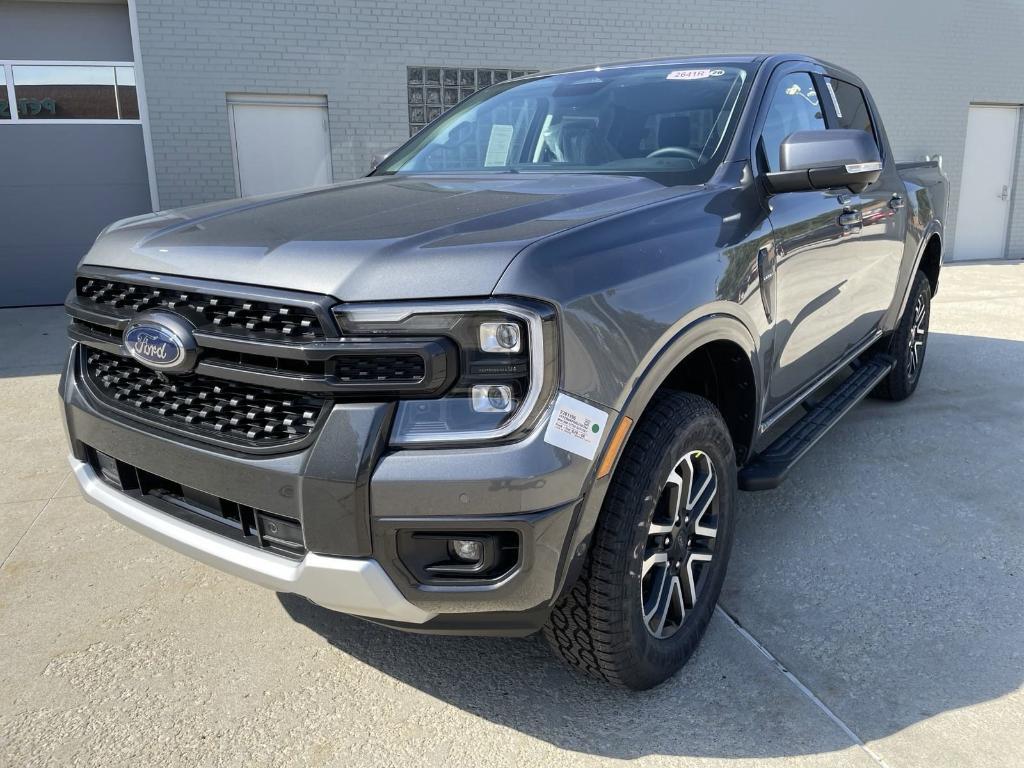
[759,72,825,172]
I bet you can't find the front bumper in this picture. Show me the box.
[71,456,434,624]
[62,346,610,633]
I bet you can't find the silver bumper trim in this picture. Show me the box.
[70,456,435,624]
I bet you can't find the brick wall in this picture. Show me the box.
[135,0,1024,259]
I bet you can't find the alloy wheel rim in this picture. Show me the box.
[906,293,928,382]
[640,450,719,639]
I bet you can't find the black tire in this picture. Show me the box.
[544,391,737,690]
[873,270,932,401]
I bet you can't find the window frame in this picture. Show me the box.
[0,59,141,125]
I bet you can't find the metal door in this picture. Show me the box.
[954,105,1019,261]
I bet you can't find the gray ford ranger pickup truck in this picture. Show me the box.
[61,54,946,689]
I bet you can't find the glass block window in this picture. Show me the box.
[407,66,538,136]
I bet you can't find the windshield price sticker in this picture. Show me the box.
[544,393,609,461]
[484,124,515,167]
[667,68,725,80]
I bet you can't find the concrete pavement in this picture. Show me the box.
[1,263,1022,767]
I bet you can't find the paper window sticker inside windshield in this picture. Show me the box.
[484,124,514,167]
[666,69,725,80]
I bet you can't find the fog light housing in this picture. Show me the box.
[450,538,483,562]
[395,530,520,583]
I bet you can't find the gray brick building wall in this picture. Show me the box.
[135,0,1024,259]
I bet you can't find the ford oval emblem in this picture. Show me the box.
[123,312,198,373]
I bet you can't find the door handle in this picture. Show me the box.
[999,185,1010,201]
[889,194,905,211]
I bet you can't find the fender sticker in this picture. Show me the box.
[544,393,609,461]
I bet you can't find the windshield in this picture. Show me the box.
[377,63,753,182]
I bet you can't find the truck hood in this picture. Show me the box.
[83,174,687,302]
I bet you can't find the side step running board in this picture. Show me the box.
[739,354,894,491]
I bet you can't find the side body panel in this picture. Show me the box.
[885,163,948,328]
[750,60,910,413]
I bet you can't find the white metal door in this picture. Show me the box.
[228,94,332,197]
[954,105,1020,261]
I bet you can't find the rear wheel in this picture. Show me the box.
[873,270,931,401]
[544,391,736,690]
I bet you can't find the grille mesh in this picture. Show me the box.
[85,350,326,446]
[77,277,325,340]
[334,354,425,383]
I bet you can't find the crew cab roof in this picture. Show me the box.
[536,54,862,86]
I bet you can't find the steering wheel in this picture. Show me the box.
[646,146,703,161]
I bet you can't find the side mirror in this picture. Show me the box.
[370,148,397,172]
[765,129,882,194]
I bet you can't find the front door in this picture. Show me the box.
[954,105,1020,261]
[228,94,333,197]
[757,70,859,412]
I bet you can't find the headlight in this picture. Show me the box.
[333,299,557,445]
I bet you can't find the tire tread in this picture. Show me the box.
[873,270,931,401]
[544,391,732,688]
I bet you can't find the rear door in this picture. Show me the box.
[817,73,907,344]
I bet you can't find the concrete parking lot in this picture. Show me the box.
[1,262,1022,767]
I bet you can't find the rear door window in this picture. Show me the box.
[823,77,877,146]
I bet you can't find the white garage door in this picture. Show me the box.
[954,105,1020,261]
[228,94,332,197]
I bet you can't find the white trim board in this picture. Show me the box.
[226,93,329,107]
[126,0,159,211]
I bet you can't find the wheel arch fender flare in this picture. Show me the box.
[614,311,763,430]
[551,311,762,604]
[895,219,943,322]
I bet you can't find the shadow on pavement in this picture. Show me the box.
[721,331,1024,751]
[278,594,861,760]
[281,331,1023,759]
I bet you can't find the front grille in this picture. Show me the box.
[84,349,327,447]
[76,277,326,340]
[70,273,458,448]
[334,354,426,383]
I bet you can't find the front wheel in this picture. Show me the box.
[544,391,737,690]
[873,270,932,401]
